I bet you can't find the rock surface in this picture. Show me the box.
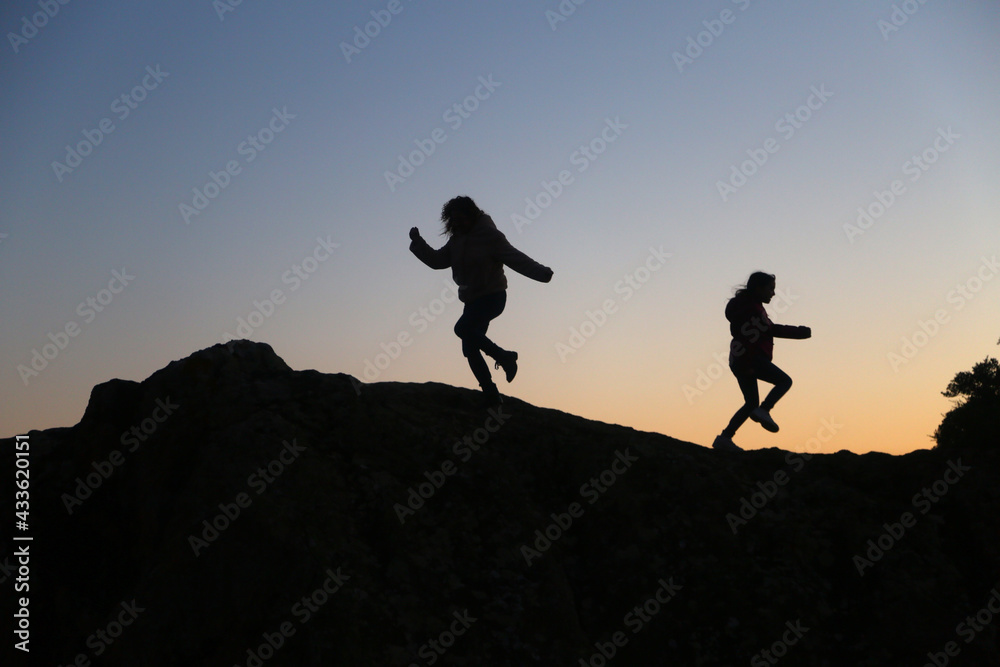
[3,340,999,665]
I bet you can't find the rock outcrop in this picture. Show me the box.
[3,340,998,665]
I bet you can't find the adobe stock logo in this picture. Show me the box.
[188,439,307,557]
[853,459,971,576]
[877,0,931,41]
[579,577,682,666]
[716,84,833,202]
[520,449,639,566]
[17,268,135,385]
[384,75,501,192]
[672,0,753,74]
[213,0,247,21]
[393,406,510,524]
[7,0,71,54]
[843,127,959,244]
[556,246,669,362]
[179,107,296,225]
[511,117,628,234]
[61,397,179,515]
[887,254,997,372]
[51,65,170,183]
[221,235,338,342]
[544,0,594,31]
[340,0,413,63]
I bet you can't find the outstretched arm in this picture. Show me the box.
[409,227,451,270]
[773,324,811,339]
[489,228,553,283]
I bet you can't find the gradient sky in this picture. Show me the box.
[2,0,998,455]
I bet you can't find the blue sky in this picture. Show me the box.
[2,0,998,454]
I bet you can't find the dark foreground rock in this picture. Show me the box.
[2,341,998,666]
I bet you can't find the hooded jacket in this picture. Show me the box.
[410,214,552,303]
[726,292,809,372]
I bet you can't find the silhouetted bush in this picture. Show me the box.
[934,349,1000,449]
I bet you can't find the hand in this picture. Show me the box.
[542,267,554,283]
[800,326,811,339]
[409,227,421,241]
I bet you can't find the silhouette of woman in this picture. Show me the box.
[409,196,553,406]
[713,272,811,451]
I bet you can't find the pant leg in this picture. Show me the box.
[454,291,507,390]
[722,368,759,437]
[756,360,792,411]
[722,359,793,437]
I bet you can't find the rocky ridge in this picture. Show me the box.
[3,340,999,665]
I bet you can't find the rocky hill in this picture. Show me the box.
[3,340,999,666]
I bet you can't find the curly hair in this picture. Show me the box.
[440,196,484,236]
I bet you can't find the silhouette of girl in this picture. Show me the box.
[713,272,811,451]
[409,196,553,406]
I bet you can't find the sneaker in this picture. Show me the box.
[712,434,743,452]
[494,351,518,382]
[750,407,779,433]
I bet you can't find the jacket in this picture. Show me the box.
[409,214,552,303]
[726,292,809,372]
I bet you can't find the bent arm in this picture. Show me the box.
[409,236,451,270]
[772,324,811,339]
[490,229,552,282]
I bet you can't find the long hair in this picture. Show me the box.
[734,271,775,299]
[440,196,483,236]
